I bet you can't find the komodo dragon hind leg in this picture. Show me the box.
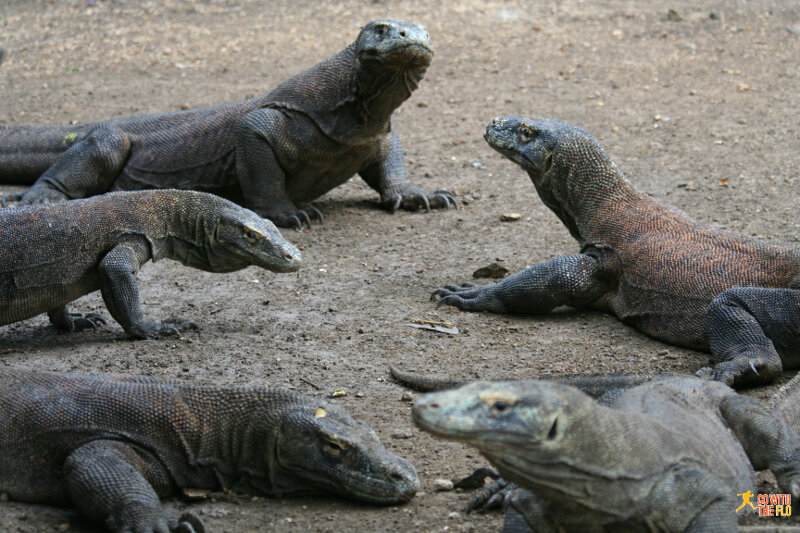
[13,126,130,206]
[720,393,800,501]
[697,287,800,387]
[47,306,107,333]
[64,440,205,533]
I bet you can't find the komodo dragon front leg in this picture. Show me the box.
[99,241,196,339]
[65,440,203,533]
[235,109,321,229]
[698,287,800,387]
[2,126,130,206]
[359,129,456,214]
[432,254,610,314]
[236,109,455,229]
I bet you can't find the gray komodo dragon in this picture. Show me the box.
[433,117,800,387]
[0,369,419,533]
[0,189,301,338]
[413,375,800,532]
[0,20,454,228]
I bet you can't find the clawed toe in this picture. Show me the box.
[173,512,205,533]
[433,189,458,209]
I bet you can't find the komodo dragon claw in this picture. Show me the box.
[433,189,458,210]
[286,205,323,230]
[173,512,205,533]
[466,476,518,513]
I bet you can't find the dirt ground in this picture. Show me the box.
[1,0,799,531]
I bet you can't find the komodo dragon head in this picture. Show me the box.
[353,20,433,112]
[412,380,628,498]
[484,117,628,243]
[159,190,302,273]
[246,393,420,504]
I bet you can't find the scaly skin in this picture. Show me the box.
[0,20,455,228]
[0,189,301,339]
[413,377,800,532]
[389,365,657,396]
[433,117,800,387]
[0,370,419,533]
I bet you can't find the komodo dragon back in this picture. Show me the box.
[0,370,419,532]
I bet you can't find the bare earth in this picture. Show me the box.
[1,0,799,531]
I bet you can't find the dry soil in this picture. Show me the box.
[1,0,799,531]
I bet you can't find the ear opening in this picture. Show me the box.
[546,416,559,441]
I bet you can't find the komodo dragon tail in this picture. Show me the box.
[389,365,658,398]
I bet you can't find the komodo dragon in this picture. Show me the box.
[0,369,419,533]
[0,189,301,338]
[433,117,800,387]
[413,375,800,532]
[0,20,454,228]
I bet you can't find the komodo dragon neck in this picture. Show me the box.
[541,136,646,248]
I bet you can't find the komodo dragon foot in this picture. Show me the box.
[48,307,107,333]
[262,203,324,230]
[431,282,506,313]
[1,188,70,207]
[127,317,198,340]
[382,186,457,213]
[462,474,519,514]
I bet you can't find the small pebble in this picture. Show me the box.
[434,478,454,491]
[501,213,521,222]
[401,391,415,403]
[392,428,414,439]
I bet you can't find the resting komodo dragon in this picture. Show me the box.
[0,369,419,533]
[413,375,800,532]
[0,189,301,338]
[0,20,454,228]
[433,117,800,387]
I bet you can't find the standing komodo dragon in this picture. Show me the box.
[0,20,454,228]
[0,189,301,338]
[0,369,420,533]
[433,117,800,387]
[413,376,800,532]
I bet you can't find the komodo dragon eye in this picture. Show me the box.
[322,436,350,455]
[518,125,537,143]
[491,400,510,414]
[244,227,263,241]
[375,23,389,37]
